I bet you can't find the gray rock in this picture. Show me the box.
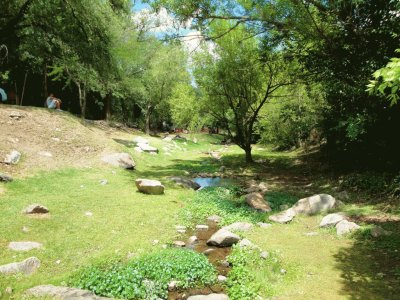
[370,225,391,238]
[257,222,272,228]
[217,275,227,282]
[207,229,240,247]
[188,236,198,244]
[101,153,135,169]
[38,151,53,158]
[133,136,149,144]
[238,239,254,248]
[173,241,186,247]
[9,111,24,119]
[169,176,200,190]
[187,294,229,300]
[292,194,338,215]
[23,204,49,214]
[134,146,144,153]
[203,249,216,256]
[319,213,346,228]
[245,193,271,212]
[168,281,179,291]
[260,251,269,259]
[137,142,158,154]
[0,257,40,275]
[336,220,360,235]
[8,241,42,251]
[175,225,186,230]
[223,222,253,232]
[25,285,111,299]
[135,179,164,195]
[99,179,108,185]
[196,224,209,231]
[4,150,21,165]
[207,215,222,223]
[269,208,296,224]
[0,173,13,182]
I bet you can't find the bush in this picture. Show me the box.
[340,172,393,194]
[179,187,265,226]
[70,248,217,299]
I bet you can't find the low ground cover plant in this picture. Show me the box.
[70,248,217,299]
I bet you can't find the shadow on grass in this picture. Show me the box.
[113,138,135,148]
[334,220,400,300]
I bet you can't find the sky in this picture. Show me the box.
[133,0,150,12]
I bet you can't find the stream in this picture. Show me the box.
[168,221,231,299]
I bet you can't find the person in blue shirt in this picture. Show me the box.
[0,87,7,103]
[46,93,62,109]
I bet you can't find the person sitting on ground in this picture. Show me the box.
[0,86,7,103]
[46,93,62,109]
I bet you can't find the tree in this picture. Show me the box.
[193,22,295,162]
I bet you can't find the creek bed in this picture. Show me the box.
[168,221,231,300]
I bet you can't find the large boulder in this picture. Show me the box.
[4,150,21,164]
[269,208,296,224]
[245,193,271,212]
[0,257,40,275]
[135,179,164,195]
[101,153,135,169]
[169,176,201,190]
[8,241,43,251]
[319,213,346,228]
[336,220,360,235]
[207,229,240,247]
[0,173,13,182]
[23,204,49,214]
[292,194,337,215]
[26,285,111,299]
[187,294,229,300]
[223,222,253,232]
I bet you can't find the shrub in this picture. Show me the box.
[70,248,217,299]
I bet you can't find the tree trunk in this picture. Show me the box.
[20,71,28,106]
[77,82,86,119]
[43,63,48,99]
[104,93,112,120]
[145,104,152,135]
[244,146,253,163]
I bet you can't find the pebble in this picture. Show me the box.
[5,287,12,294]
[203,249,215,256]
[99,179,108,185]
[152,240,160,245]
[188,236,198,244]
[260,251,269,259]
[196,224,209,231]
[280,268,287,275]
[85,212,93,217]
[218,275,227,282]
[173,241,185,248]
[257,222,272,228]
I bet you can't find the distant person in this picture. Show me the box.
[45,93,62,110]
[0,86,7,103]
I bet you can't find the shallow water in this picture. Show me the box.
[193,177,236,189]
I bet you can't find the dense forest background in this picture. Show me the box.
[1,0,399,168]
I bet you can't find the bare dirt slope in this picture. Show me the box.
[0,105,134,177]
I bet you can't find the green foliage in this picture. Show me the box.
[179,187,265,226]
[70,248,217,299]
[226,245,285,299]
[367,49,400,105]
[340,173,393,194]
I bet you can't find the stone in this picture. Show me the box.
[220,260,230,268]
[292,194,338,215]
[134,146,144,153]
[25,285,111,299]
[370,225,391,238]
[245,193,272,212]
[173,241,186,247]
[260,251,269,259]
[319,213,346,228]
[9,111,24,119]
[280,268,287,275]
[188,236,198,244]
[336,220,361,235]
[4,150,21,164]
[203,249,215,256]
[22,226,30,233]
[135,179,164,195]
[8,241,42,251]
[223,222,253,232]
[0,173,13,182]
[133,136,149,144]
[258,182,268,192]
[38,151,53,158]
[177,229,186,234]
[269,208,296,224]
[169,176,201,190]
[257,222,272,228]
[207,215,222,223]
[137,142,158,153]
[0,257,40,275]
[99,179,108,185]
[168,281,179,291]
[175,225,186,230]
[196,224,209,231]
[207,229,240,247]
[85,211,93,217]
[152,240,160,245]
[5,286,13,294]
[238,239,254,248]
[218,275,227,282]
[23,204,49,214]
[187,294,229,300]
[101,153,135,169]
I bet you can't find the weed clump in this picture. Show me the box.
[70,248,217,299]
